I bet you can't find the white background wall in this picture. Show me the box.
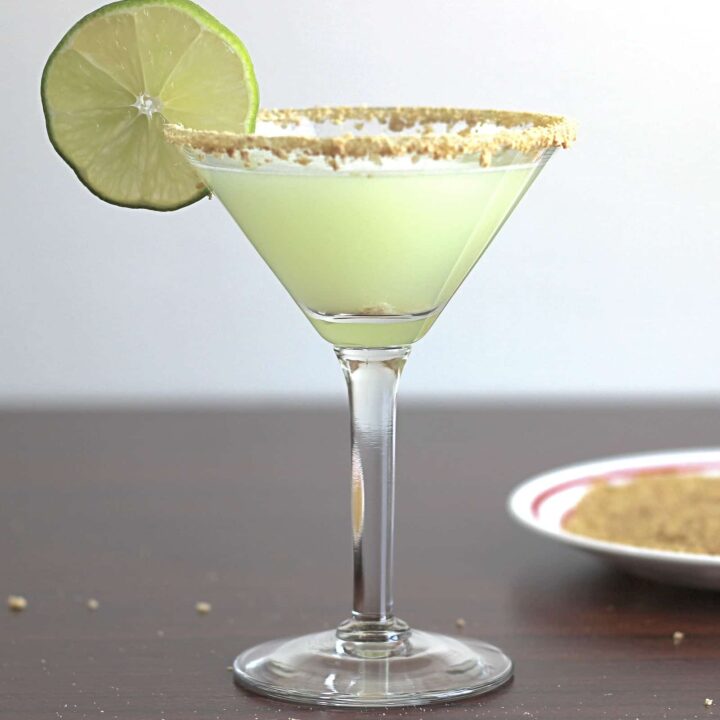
[2,0,720,404]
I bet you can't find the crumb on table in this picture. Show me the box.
[7,595,27,612]
[195,601,212,615]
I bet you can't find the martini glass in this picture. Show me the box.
[165,107,574,707]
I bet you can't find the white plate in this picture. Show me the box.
[507,449,720,590]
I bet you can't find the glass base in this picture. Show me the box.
[233,627,513,707]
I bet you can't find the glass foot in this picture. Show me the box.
[233,627,513,707]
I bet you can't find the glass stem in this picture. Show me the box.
[335,346,411,653]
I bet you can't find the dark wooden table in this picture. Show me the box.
[3,403,720,720]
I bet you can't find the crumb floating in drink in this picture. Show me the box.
[673,631,685,645]
[564,475,720,554]
[87,598,100,611]
[7,595,27,612]
[195,601,212,615]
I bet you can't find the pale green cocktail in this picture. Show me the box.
[198,162,537,346]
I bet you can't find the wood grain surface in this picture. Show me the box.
[2,403,720,719]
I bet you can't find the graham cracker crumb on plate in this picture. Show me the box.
[565,474,720,554]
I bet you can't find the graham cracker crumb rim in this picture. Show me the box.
[163,106,576,166]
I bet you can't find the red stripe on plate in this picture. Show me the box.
[531,477,597,517]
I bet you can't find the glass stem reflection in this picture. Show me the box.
[335,346,411,652]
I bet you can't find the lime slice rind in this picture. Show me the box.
[41,0,258,211]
